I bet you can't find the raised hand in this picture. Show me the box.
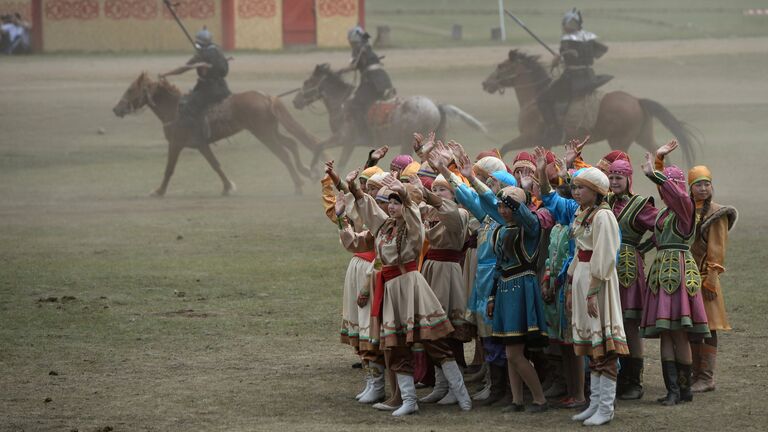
[371,145,389,161]
[381,174,405,195]
[564,135,590,167]
[412,132,425,154]
[534,146,548,173]
[656,139,679,157]
[521,175,533,191]
[334,190,346,216]
[407,174,423,190]
[325,160,341,186]
[446,140,467,162]
[641,152,654,176]
[457,152,474,179]
[420,131,436,159]
[345,167,361,185]
[556,157,568,179]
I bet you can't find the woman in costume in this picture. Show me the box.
[606,159,658,400]
[568,166,627,426]
[688,165,737,393]
[347,169,472,416]
[639,141,710,406]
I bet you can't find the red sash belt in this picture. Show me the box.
[424,249,464,264]
[353,251,376,262]
[578,250,593,262]
[372,261,419,319]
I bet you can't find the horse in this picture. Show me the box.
[482,49,699,164]
[112,72,324,196]
[292,63,489,170]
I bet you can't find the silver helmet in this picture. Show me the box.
[562,8,583,30]
[195,27,212,46]
[347,26,369,45]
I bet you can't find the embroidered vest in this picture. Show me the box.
[647,207,701,296]
[613,195,651,287]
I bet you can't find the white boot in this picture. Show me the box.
[419,367,449,403]
[572,373,601,421]
[471,366,492,401]
[392,374,419,417]
[359,363,385,404]
[584,375,616,426]
[441,360,472,411]
[355,365,373,400]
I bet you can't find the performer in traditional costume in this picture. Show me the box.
[484,185,549,413]
[567,167,627,426]
[347,169,472,416]
[688,165,737,393]
[639,141,710,406]
[606,159,658,400]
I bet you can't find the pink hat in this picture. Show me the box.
[390,154,414,172]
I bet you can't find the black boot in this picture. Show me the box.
[477,363,507,406]
[658,360,680,406]
[677,362,693,402]
[616,357,629,398]
[618,357,645,400]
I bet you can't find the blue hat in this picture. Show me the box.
[491,170,518,187]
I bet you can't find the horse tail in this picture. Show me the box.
[269,96,320,152]
[638,98,701,166]
[438,104,489,135]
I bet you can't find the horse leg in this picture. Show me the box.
[198,144,236,196]
[256,132,305,195]
[336,133,359,172]
[152,143,183,197]
[277,132,313,179]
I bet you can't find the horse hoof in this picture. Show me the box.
[150,189,165,198]
[223,182,237,196]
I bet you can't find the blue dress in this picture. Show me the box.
[484,195,548,347]
[455,184,499,335]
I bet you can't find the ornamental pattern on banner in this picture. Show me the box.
[318,0,356,17]
[237,0,276,18]
[105,0,158,20]
[45,0,99,20]
[0,1,32,20]
[162,0,215,20]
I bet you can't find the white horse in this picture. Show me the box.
[293,63,488,169]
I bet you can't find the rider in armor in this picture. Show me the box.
[537,9,609,146]
[159,27,231,146]
[339,26,395,142]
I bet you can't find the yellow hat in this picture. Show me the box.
[687,165,712,186]
[360,166,383,180]
[399,161,421,180]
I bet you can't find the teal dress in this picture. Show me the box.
[489,202,549,347]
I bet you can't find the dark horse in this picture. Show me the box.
[482,49,699,164]
[293,63,489,170]
[113,72,324,196]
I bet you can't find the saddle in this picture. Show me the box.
[367,98,399,128]
[556,90,605,137]
[201,96,235,138]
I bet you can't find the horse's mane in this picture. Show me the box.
[513,51,552,94]
[155,78,182,98]
[322,68,354,93]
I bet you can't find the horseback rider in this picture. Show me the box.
[537,9,609,146]
[338,26,395,142]
[159,26,231,146]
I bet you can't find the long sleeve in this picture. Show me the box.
[355,193,390,235]
[402,200,426,245]
[632,199,659,233]
[702,217,728,292]
[512,201,540,234]
[647,171,694,236]
[455,183,488,221]
[590,210,621,282]
[433,199,468,233]
[477,188,505,224]
[321,175,338,224]
[542,190,579,225]
[340,228,375,253]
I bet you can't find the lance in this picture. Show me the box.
[162,0,199,51]
[503,10,558,57]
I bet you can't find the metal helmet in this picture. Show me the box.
[195,27,213,46]
[347,26,369,45]
[562,8,583,31]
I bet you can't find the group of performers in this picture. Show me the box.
[320,135,737,424]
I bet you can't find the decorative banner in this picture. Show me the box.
[318,0,356,17]
[104,0,158,20]
[45,0,100,20]
[0,1,32,20]
[237,0,276,19]
[162,0,215,20]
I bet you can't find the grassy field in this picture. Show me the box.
[366,0,768,48]
[2,9,768,431]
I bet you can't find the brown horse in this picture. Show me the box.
[482,49,699,164]
[113,72,323,196]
